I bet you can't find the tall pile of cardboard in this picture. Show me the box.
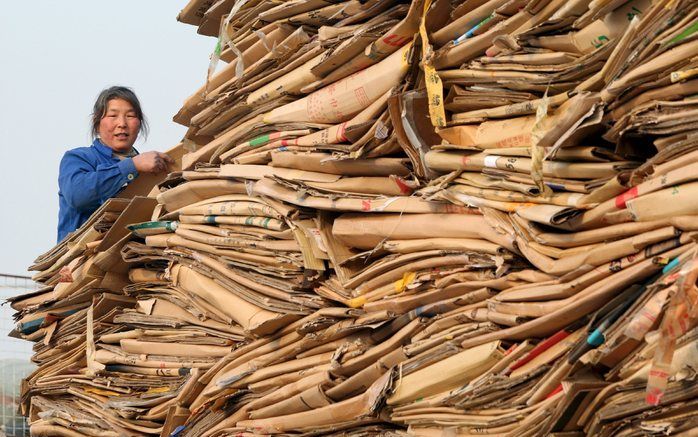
[11,0,698,435]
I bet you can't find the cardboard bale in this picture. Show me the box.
[11,0,698,435]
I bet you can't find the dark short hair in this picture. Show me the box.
[91,86,149,139]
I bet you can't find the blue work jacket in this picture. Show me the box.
[57,139,138,242]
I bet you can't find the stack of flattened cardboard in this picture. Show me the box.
[10,197,177,436]
[393,0,698,434]
[11,0,698,435]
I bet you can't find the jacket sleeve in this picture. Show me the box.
[58,150,138,211]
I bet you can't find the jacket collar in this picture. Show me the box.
[92,138,116,159]
[92,138,138,159]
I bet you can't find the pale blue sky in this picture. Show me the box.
[0,1,214,277]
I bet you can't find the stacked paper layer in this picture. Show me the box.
[11,0,698,435]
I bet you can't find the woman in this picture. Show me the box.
[57,86,173,242]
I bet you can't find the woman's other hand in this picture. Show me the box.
[132,151,174,174]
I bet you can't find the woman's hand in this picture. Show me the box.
[132,151,174,174]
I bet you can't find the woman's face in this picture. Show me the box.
[98,98,140,152]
